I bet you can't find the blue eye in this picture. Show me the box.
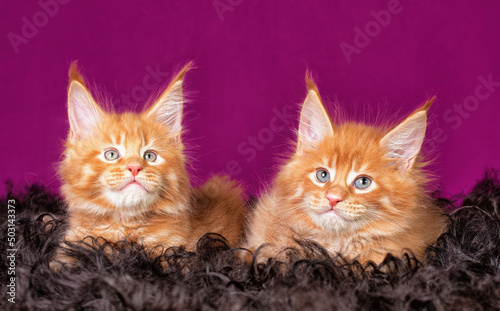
[143,150,157,162]
[354,176,372,189]
[315,169,330,183]
[104,149,120,161]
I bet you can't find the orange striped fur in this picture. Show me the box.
[59,62,246,256]
[242,76,448,264]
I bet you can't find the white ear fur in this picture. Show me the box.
[67,81,103,141]
[297,89,334,153]
[147,76,185,142]
[381,110,428,171]
[145,63,192,142]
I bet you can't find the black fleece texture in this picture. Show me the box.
[1,170,499,310]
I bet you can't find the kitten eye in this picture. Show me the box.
[143,150,157,162]
[315,168,330,183]
[104,149,120,161]
[354,176,372,190]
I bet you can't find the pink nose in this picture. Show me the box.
[127,164,142,177]
[326,194,343,207]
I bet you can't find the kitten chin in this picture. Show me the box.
[54,62,246,268]
[104,185,153,209]
[242,74,448,265]
[307,205,363,233]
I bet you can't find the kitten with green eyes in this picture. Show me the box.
[242,75,448,264]
[56,63,246,263]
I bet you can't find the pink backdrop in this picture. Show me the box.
[1,0,499,197]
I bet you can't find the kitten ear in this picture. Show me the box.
[146,62,192,142]
[67,62,104,142]
[297,73,333,153]
[380,97,434,171]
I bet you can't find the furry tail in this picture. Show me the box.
[190,175,247,248]
[197,175,244,203]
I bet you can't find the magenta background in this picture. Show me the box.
[1,0,499,197]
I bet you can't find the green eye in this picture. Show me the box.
[315,168,330,183]
[104,149,120,161]
[144,150,157,162]
[354,176,372,189]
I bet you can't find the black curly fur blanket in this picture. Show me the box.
[1,171,499,310]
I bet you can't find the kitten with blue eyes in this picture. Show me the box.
[56,62,246,262]
[242,74,448,264]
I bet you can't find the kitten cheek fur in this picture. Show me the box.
[1,172,499,310]
[59,114,189,218]
[57,62,246,257]
[242,76,447,264]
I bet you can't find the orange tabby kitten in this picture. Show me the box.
[242,75,448,264]
[58,62,245,257]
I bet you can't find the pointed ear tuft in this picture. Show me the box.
[380,98,433,171]
[67,79,103,141]
[305,70,320,96]
[419,96,435,112]
[297,76,333,153]
[146,62,193,142]
[68,61,86,87]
